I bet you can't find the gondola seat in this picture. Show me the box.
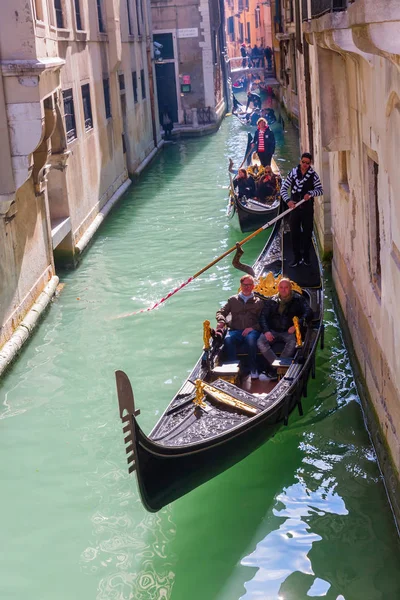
[211,362,240,384]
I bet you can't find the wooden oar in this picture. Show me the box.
[239,145,254,169]
[114,199,306,318]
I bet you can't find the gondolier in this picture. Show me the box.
[251,118,276,167]
[281,153,323,267]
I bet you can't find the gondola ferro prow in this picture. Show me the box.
[115,370,140,474]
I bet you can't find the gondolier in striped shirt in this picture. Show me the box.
[251,118,276,167]
[281,153,323,267]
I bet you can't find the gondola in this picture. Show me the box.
[227,133,282,233]
[232,94,284,135]
[116,219,324,513]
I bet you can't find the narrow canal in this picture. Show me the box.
[1,114,399,600]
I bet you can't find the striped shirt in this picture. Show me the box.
[281,165,323,203]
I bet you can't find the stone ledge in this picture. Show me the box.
[0,276,59,377]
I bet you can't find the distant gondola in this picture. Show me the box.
[232,94,284,135]
[116,219,324,513]
[227,133,282,233]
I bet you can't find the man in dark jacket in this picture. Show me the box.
[216,275,263,379]
[280,152,323,267]
[257,278,313,379]
[251,118,276,166]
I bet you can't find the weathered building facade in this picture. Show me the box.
[295,0,400,522]
[151,0,227,127]
[0,0,160,370]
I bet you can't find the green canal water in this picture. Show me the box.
[1,115,399,600]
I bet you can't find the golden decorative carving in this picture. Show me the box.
[193,380,207,409]
[293,316,302,347]
[203,320,211,351]
[194,380,258,415]
[253,272,303,298]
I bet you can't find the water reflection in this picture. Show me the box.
[240,477,347,599]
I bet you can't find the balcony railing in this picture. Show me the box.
[302,0,353,21]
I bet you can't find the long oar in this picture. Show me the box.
[239,145,254,169]
[115,199,306,319]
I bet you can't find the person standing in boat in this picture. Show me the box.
[281,153,324,267]
[233,168,256,199]
[257,278,313,380]
[216,275,263,380]
[251,118,276,167]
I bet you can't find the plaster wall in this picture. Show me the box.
[311,44,400,476]
[0,179,53,347]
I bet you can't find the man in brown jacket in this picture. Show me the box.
[215,275,263,379]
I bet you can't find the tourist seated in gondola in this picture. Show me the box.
[233,168,256,198]
[257,278,313,380]
[216,275,263,379]
[256,166,280,204]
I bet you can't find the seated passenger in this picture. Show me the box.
[216,275,263,379]
[256,167,280,204]
[233,168,256,198]
[257,278,313,379]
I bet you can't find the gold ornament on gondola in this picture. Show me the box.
[203,320,212,351]
[193,380,258,415]
[293,316,302,347]
[193,380,207,409]
[253,272,303,298]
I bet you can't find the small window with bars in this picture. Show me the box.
[132,71,138,103]
[140,69,146,100]
[63,89,77,142]
[81,84,93,130]
[103,79,112,119]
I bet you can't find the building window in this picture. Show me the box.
[103,78,112,119]
[34,0,44,21]
[246,23,251,44]
[135,0,143,36]
[227,16,235,41]
[63,89,77,142]
[74,0,83,30]
[81,84,93,130]
[255,9,260,29]
[367,155,381,291]
[54,0,64,28]
[132,71,138,103]
[140,69,146,99]
[119,74,125,91]
[126,0,133,35]
[239,22,244,43]
[97,0,105,33]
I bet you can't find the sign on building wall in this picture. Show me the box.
[177,28,198,38]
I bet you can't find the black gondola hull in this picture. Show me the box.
[133,377,307,512]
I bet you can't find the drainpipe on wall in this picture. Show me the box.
[146,39,158,149]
